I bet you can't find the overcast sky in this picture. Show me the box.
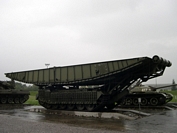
[0,0,177,84]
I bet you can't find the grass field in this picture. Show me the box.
[162,90,177,102]
[25,90,177,106]
[25,91,39,105]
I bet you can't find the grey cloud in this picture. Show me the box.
[0,0,177,84]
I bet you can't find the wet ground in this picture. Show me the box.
[0,105,177,133]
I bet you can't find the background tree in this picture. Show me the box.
[15,82,38,91]
[171,79,177,91]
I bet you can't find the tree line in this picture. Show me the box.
[172,79,177,91]
[15,82,38,91]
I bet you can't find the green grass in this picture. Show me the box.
[25,91,39,105]
[162,90,177,102]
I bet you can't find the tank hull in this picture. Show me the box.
[0,89,30,104]
[121,92,173,106]
[37,88,104,111]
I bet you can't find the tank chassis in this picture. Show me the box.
[5,55,171,111]
[0,80,30,104]
[121,84,177,107]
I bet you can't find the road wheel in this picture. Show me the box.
[19,98,25,104]
[59,104,66,110]
[14,97,20,104]
[120,99,126,105]
[140,98,147,106]
[76,104,85,111]
[1,97,7,104]
[133,98,138,106]
[150,98,158,106]
[126,98,133,105]
[24,95,29,101]
[44,103,52,109]
[67,104,75,110]
[51,105,58,110]
[85,104,96,111]
[7,97,13,104]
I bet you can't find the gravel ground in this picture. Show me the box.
[0,114,125,133]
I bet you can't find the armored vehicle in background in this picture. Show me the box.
[0,80,30,104]
[5,55,171,111]
[120,84,176,106]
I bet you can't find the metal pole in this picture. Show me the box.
[45,64,50,68]
[138,98,141,118]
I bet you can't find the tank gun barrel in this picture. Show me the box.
[149,84,177,90]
